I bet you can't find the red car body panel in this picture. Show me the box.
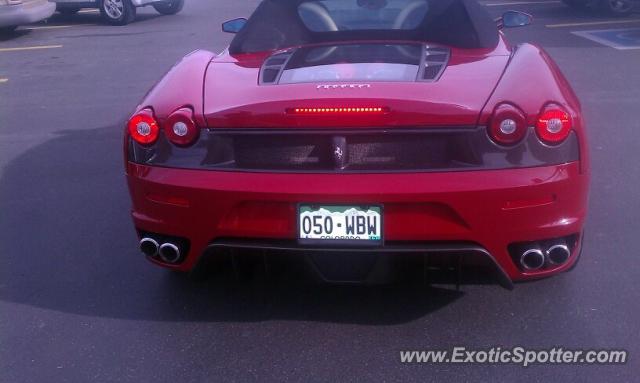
[125,30,590,286]
[136,49,216,126]
[203,41,511,128]
[127,161,587,281]
[478,43,590,172]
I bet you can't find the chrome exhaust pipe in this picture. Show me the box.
[546,243,570,265]
[139,237,159,257]
[159,243,181,264]
[520,248,545,270]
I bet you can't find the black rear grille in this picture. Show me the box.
[209,130,479,171]
[234,135,325,170]
[129,128,581,173]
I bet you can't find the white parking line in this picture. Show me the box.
[21,24,92,30]
[0,45,63,53]
[547,19,640,28]
[485,1,560,6]
[0,78,8,84]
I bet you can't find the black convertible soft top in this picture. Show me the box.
[229,0,499,54]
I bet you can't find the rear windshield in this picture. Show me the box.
[298,0,429,32]
[279,43,425,83]
[229,0,499,54]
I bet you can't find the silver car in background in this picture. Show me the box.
[0,0,55,32]
[52,0,184,25]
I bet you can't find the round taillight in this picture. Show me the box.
[164,108,199,146]
[488,104,527,145]
[536,106,572,145]
[128,109,159,145]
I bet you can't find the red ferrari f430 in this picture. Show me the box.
[125,0,589,289]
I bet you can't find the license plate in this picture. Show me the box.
[298,204,383,245]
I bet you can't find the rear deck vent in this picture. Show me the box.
[265,57,288,66]
[262,68,280,84]
[426,54,448,62]
[423,65,443,80]
[420,46,450,82]
[260,51,294,85]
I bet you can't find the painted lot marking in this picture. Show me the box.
[485,1,560,6]
[0,45,63,53]
[572,28,640,50]
[0,78,8,83]
[22,24,92,30]
[547,19,640,28]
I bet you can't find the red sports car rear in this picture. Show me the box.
[125,0,589,288]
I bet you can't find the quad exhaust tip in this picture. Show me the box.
[520,248,545,270]
[546,244,570,265]
[519,242,571,271]
[139,238,159,257]
[159,243,181,264]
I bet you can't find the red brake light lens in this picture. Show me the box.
[488,104,527,146]
[287,107,387,115]
[164,108,199,147]
[128,109,159,146]
[536,106,572,145]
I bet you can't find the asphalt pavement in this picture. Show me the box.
[1,0,640,381]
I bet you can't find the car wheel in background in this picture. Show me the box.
[599,0,634,15]
[152,0,185,15]
[99,0,136,25]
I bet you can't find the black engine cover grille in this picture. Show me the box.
[230,132,461,171]
[128,128,580,173]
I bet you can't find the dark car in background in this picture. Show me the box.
[563,0,638,16]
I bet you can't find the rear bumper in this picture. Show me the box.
[126,161,589,284]
[0,1,55,28]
